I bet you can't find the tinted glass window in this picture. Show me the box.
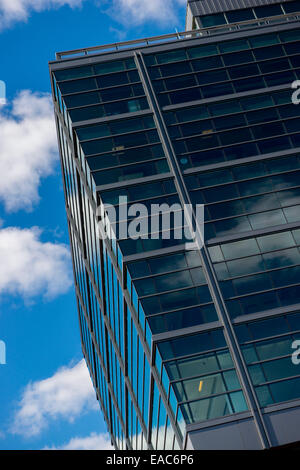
[219,39,250,53]
[59,78,97,94]
[201,13,226,27]
[226,9,255,22]
[187,44,218,59]
[283,0,300,13]
[254,4,283,18]
[249,33,279,48]
[55,65,94,81]
[223,51,254,66]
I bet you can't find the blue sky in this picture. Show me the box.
[0,0,186,451]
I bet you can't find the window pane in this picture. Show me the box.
[219,38,250,53]
[201,13,226,27]
[241,94,273,110]
[59,78,97,94]
[254,4,283,18]
[279,29,300,43]
[209,100,241,116]
[253,45,284,60]
[156,49,187,64]
[95,60,127,75]
[283,0,300,13]
[249,33,279,48]
[188,44,218,59]
[226,9,255,23]
[222,239,259,260]
[192,55,223,71]
[176,106,209,123]
[257,231,295,252]
[55,66,94,81]
[64,91,101,107]
[223,51,254,66]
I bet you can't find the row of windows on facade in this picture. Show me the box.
[65,61,299,122]
[80,121,300,189]
[56,31,300,111]
[81,110,298,164]
[96,154,299,223]
[53,29,300,123]
[196,0,300,28]
[53,28,300,87]
[56,33,300,120]
[73,88,294,152]
[70,88,296,184]
[67,168,300,434]
[155,312,300,423]
[77,222,300,429]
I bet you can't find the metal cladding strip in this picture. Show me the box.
[134,49,273,450]
[188,0,293,15]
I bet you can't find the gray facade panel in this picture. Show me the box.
[186,417,263,450]
[264,404,300,446]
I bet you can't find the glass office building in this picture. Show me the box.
[49,0,300,450]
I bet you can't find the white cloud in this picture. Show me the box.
[106,0,187,25]
[11,360,98,437]
[45,432,113,450]
[0,226,72,300]
[0,0,84,29]
[0,90,59,212]
[0,0,187,30]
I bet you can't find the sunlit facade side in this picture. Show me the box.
[50,0,300,450]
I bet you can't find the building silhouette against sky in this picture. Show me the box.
[49,0,300,450]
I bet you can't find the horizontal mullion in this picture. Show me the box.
[86,141,162,158]
[173,115,300,143]
[247,352,297,367]
[254,373,300,388]
[169,367,236,384]
[129,266,203,282]
[225,280,300,301]
[214,242,300,264]
[147,37,300,70]
[201,183,300,208]
[91,156,166,173]
[177,387,243,406]
[103,191,178,209]
[68,94,147,111]
[57,68,139,82]
[137,282,209,301]
[187,166,300,193]
[60,80,142,97]
[79,126,157,143]
[152,55,296,83]
[218,261,300,284]
[206,200,300,225]
[162,345,228,364]
[144,300,215,319]
[155,64,297,96]
[166,96,293,127]
[176,131,300,158]
[239,329,300,347]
